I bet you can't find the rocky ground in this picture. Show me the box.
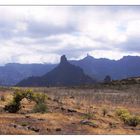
[0,87,140,135]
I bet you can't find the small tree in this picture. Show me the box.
[4,89,33,113]
[104,75,111,83]
[4,89,48,113]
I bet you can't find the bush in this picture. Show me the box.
[33,103,48,113]
[32,93,48,113]
[104,75,111,83]
[116,108,130,117]
[13,89,33,101]
[4,89,48,113]
[116,108,140,127]
[116,108,131,123]
[4,89,34,113]
[126,116,140,127]
[4,101,21,113]
[30,93,48,104]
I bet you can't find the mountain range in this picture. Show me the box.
[0,55,140,86]
[17,55,94,87]
[0,63,56,86]
[70,55,140,81]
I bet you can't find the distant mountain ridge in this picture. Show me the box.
[0,55,140,86]
[70,55,140,81]
[17,55,94,87]
[0,63,56,86]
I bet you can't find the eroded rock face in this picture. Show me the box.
[60,55,68,65]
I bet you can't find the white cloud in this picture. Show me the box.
[0,6,140,65]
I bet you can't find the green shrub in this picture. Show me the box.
[4,89,48,113]
[13,89,34,101]
[32,93,48,113]
[4,101,21,113]
[126,116,140,127]
[116,108,130,117]
[4,89,33,113]
[116,108,131,123]
[30,93,48,104]
[33,103,48,113]
[116,108,140,127]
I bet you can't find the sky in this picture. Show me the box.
[0,6,140,65]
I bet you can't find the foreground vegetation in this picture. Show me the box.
[0,84,139,134]
[4,89,48,113]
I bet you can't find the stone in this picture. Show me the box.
[80,120,98,128]
[61,107,66,111]
[67,108,77,113]
[25,115,31,118]
[69,96,75,99]
[55,128,61,131]
[28,126,40,132]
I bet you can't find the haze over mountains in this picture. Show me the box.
[0,55,140,86]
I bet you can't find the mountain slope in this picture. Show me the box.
[0,63,56,86]
[70,55,140,81]
[17,55,95,87]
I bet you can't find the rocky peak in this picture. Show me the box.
[60,55,68,64]
[83,54,94,61]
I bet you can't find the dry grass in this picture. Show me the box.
[0,85,139,135]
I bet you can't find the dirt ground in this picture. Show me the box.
[0,86,140,135]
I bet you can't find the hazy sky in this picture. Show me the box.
[0,6,140,65]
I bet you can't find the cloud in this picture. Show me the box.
[117,37,140,53]
[27,20,76,37]
[0,6,140,65]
